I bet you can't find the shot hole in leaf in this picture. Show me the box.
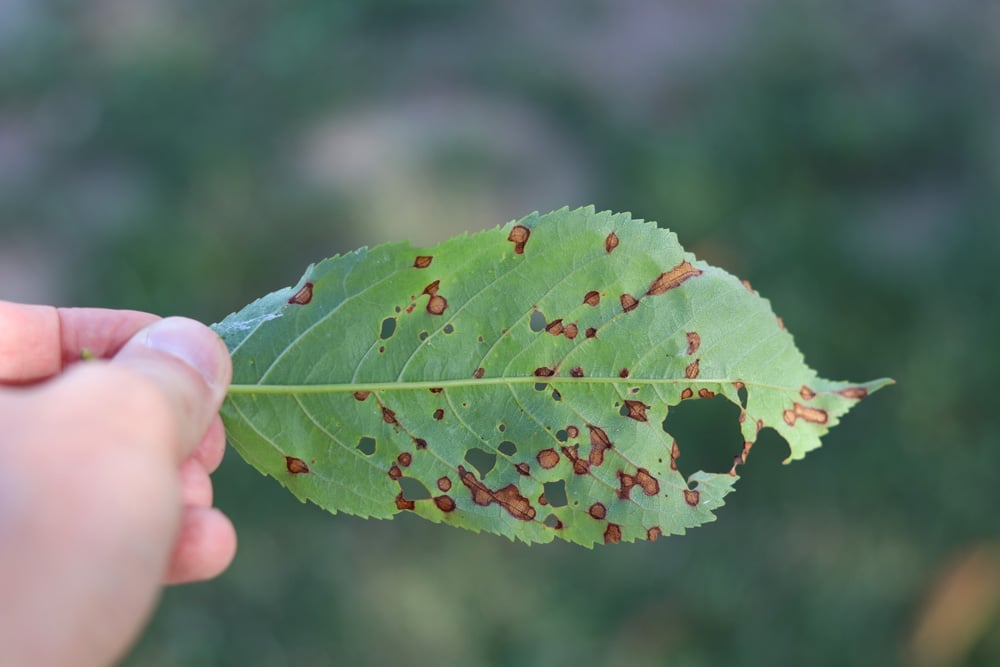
[443,323,455,335]
[418,331,429,341]
[529,309,547,333]
[498,440,518,456]
[397,476,431,501]
[543,480,568,507]
[379,317,396,340]
[357,436,376,456]
[662,394,744,475]
[465,448,497,479]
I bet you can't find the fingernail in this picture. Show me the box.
[141,317,228,388]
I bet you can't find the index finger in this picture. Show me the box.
[0,301,160,384]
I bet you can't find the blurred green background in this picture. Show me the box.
[2,1,999,665]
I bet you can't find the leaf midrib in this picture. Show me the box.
[226,376,796,395]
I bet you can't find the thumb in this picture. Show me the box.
[111,317,232,460]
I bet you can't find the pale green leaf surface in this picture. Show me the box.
[213,207,890,546]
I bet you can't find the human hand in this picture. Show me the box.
[0,301,236,667]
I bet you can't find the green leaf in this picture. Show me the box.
[213,207,891,546]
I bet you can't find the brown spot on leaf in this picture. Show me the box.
[395,493,415,511]
[537,448,560,469]
[647,260,703,296]
[515,462,530,476]
[605,231,620,253]
[800,385,817,400]
[585,327,597,338]
[561,445,591,475]
[685,359,701,379]
[288,282,314,305]
[423,280,440,296]
[776,316,786,330]
[433,409,444,421]
[534,366,555,377]
[617,471,636,499]
[583,290,601,306]
[434,495,456,512]
[414,437,428,450]
[538,493,548,506]
[589,502,607,520]
[624,400,648,422]
[382,407,398,425]
[564,323,578,339]
[670,440,680,471]
[437,476,452,492]
[427,294,448,315]
[567,425,579,438]
[783,402,830,426]
[588,425,613,466]
[397,452,412,467]
[680,388,694,400]
[620,293,639,313]
[388,464,403,480]
[473,367,485,379]
[734,381,746,390]
[604,523,623,544]
[508,225,531,254]
[757,418,764,433]
[546,516,564,530]
[353,391,370,401]
[739,410,747,424]
[729,440,755,475]
[838,386,869,400]
[742,279,755,293]
[647,526,663,542]
[413,255,433,269]
[686,332,701,356]
[429,387,443,393]
[684,489,700,506]
[698,388,716,399]
[457,465,536,520]
[635,468,659,495]
[619,368,629,378]
[545,319,564,335]
[285,456,309,474]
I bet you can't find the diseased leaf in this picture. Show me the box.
[213,207,891,546]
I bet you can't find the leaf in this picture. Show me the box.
[212,206,891,546]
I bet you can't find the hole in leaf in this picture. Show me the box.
[555,429,569,442]
[418,331,429,341]
[543,514,562,528]
[398,476,431,500]
[737,384,748,407]
[498,423,506,432]
[465,448,497,479]
[394,306,401,314]
[543,480,568,507]
[443,323,455,334]
[534,382,548,392]
[662,394,744,475]
[552,389,562,401]
[380,317,396,340]
[498,440,517,456]
[529,310,546,332]
[357,436,376,455]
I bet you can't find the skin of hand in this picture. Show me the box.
[0,301,237,667]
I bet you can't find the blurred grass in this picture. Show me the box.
[2,1,999,665]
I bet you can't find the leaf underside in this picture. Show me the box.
[213,207,890,547]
